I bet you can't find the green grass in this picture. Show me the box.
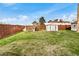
[0,30,79,56]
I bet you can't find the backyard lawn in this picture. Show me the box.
[0,30,79,56]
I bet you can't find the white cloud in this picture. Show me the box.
[1,3,16,7]
[1,3,18,11]
[0,15,29,25]
[62,15,67,20]
[18,15,29,20]
[62,13,77,22]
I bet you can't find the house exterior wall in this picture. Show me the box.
[77,4,79,32]
[71,24,77,31]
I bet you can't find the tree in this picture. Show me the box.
[39,17,46,24]
[32,21,38,24]
[59,19,63,22]
[32,21,38,31]
[38,17,46,31]
[32,21,38,27]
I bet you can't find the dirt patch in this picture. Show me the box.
[0,40,76,56]
[45,44,76,56]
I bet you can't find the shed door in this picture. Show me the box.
[51,25,58,31]
[46,26,51,31]
[46,25,58,31]
[51,26,55,31]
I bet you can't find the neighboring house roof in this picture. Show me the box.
[48,19,70,23]
[71,21,77,24]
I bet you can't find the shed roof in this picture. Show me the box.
[45,22,71,26]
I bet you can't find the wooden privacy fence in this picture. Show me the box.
[58,25,71,30]
[0,24,25,39]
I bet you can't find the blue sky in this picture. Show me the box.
[0,3,77,25]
